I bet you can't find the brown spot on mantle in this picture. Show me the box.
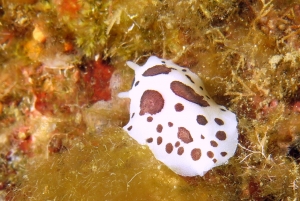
[139,90,164,115]
[156,124,163,133]
[142,65,172,76]
[177,147,184,155]
[175,103,184,112]
[157,136,162,145]
[166,143,173,154]
[197,115,208,125]
[216,131,227,140]
[191,148,201,161]
[170,81,210,107]
[177,127,193,143]
[214,118,224,125]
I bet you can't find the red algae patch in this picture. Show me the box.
[82,58,114,103]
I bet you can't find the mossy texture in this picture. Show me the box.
[11,129,239,200]
[0,0,300,200]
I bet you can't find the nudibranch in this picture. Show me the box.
[118,56,238,177]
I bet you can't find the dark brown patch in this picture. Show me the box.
[157,136,162,145]
[191,148,201,161]
[146,138,153,143]
[140,90,164,115]
[142,65,172,76]
[182,69,187,72]
[178,127,193,143]
[213,159,217,163]
[206,95,210,99]
[168,122,173,127]
[175,103,184,112]
[156,124,163,133]
[199,86,203,90]
[134,81,140,86]
[127,126,132,131]
[207,151,214,158]
[197,115,208,125]
[201,135,205,139]
[220,108,226,111]
[216,131,227,140]
[166,143,173,154]
[221,152,227,157]
[147,116,153,122]
[170,81,210,107]
[175,141,180,147]
[214,118,224,125]
[178,147,184,155]
[131,113,135,118]
[185,75,194,83]
[210,140,218,147]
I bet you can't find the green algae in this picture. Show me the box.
[11,128,239,201]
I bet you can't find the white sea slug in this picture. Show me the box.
[119,56,238,177]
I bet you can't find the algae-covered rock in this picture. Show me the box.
[1,0,300,200]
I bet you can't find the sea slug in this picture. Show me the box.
[119,56,238,176]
